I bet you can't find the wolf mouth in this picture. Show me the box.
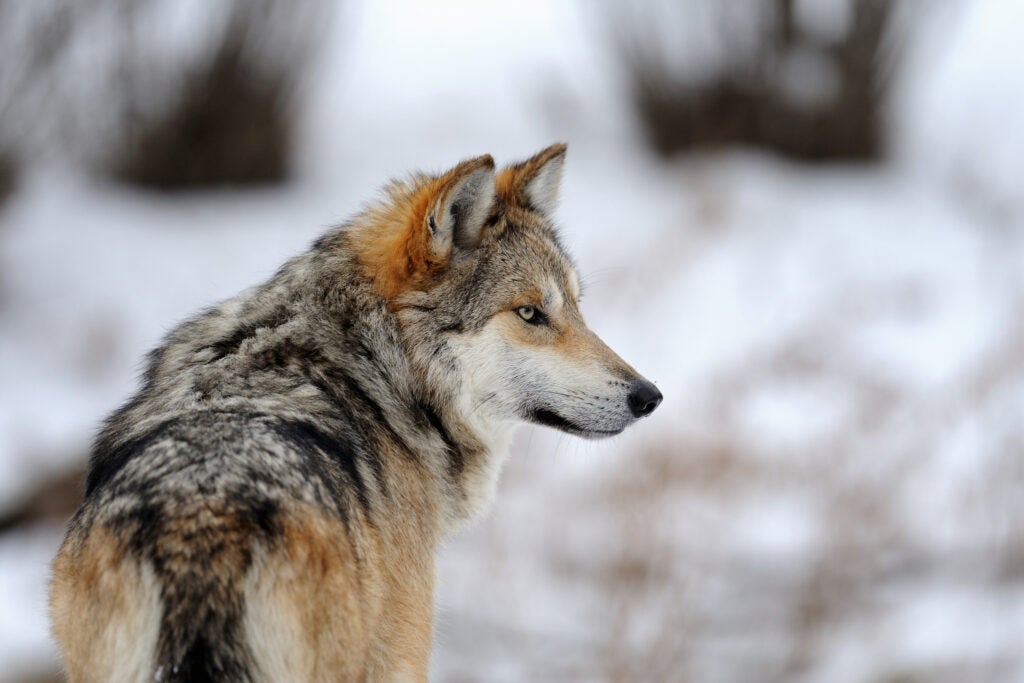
[528,407,624,438]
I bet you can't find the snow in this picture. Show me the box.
[2,1,1024,682]
[894,0,1024,218]
[794,0,853,44]
[0,524,64,682]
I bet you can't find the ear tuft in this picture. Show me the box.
[429,154,496,255]
[498,142,567,214]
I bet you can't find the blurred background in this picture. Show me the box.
[1,1,1022,681]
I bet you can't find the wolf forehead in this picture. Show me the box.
[461,221,581,301]
[345,143,582,311]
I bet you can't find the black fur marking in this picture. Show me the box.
[417,401,464,478]
[449,201,464,231]
[529,407,623,437]
[160,620,252,683]
[519,198,538,214]
[439,321,463,334]
[205,308,291,361]
[326,366,414,460]
[312,231,341,251]
[86,418,178,497]
[207,324,260,360]
[121,502,162,557]
[356,340,378,362]
[270,419,370,511]
[301,373,388,499]
[327,369,386,423]
[530,408,581,433]
[170,636,219,683]
[246,496,281,537]
[247,337,332,375]
[483,208,504,228]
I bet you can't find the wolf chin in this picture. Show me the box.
[50,144,662,682]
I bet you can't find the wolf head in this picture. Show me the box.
[349,144,662,442]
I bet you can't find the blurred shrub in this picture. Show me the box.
[0,464,84,534]
[0,0,330,191]
[112,0,326,189]
[0,149,14,206]
[612,0,893,161]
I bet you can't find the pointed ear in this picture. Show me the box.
[427,155,496,256]
[497,142,567,214]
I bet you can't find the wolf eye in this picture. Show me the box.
[516,305,547,325]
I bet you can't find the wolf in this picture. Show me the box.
[49,143,662,682]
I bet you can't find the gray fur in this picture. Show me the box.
[52,147,661,682]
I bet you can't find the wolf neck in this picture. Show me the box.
[398,314,516,530]
[130,244,511,534]
[296,247,514,530]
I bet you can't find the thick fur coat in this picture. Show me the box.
[50,144,662,682]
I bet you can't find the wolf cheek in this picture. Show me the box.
[436,264,663,441]
[404,141,663,443]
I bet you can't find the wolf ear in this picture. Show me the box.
[427,155,496,255]
[497,142,567,214]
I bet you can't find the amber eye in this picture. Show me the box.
[516,305,547,325]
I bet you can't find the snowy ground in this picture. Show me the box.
[1,1,1023,682]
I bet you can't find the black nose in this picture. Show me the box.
[627,379,663,418]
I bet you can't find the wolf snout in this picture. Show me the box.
[627,379,663,418]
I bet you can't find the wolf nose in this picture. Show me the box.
[627,380,663,418]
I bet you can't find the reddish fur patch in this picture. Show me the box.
[51,526,162,683]
[350,156,495,302]
[244,505,380,682]
[349,180,442,301]
[496,141,567,206]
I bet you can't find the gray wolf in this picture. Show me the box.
[49,144,662,682]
